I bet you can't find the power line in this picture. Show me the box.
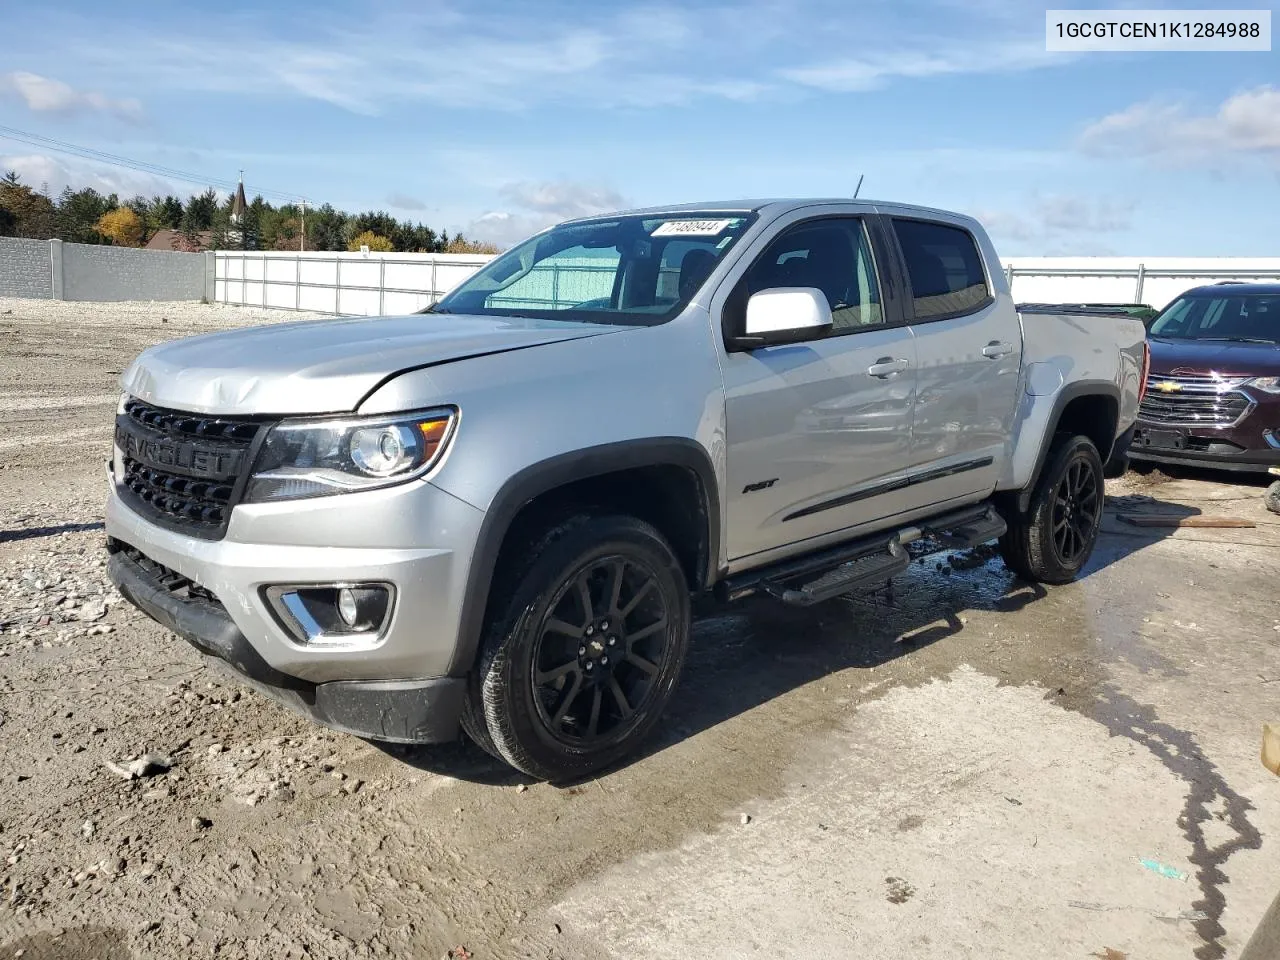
[0,123,307,204]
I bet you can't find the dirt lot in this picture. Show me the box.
[1,296,1278,960]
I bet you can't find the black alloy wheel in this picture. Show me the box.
[999,433,1105,585]
[1050,456,1101,564]
[531,556,674,745]
[462,513,691,781]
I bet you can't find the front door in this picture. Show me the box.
[721,216,919,562]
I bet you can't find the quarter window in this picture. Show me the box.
[892,219,990,320]
[744,218,884,332]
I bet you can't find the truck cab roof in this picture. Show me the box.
[563,197,978,225]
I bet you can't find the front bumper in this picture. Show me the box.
[1129,425,1280,473]
[105,467,486,743]
[107,543,465,742]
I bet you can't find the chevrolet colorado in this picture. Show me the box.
[106,199,1147,780]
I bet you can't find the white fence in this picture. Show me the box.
[1003,257,1280,310]
[214,251,1280,317]
[213,251,491,316]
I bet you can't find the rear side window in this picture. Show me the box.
[892,219,990,320]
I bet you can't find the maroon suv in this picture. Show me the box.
[1130,283,1280,473]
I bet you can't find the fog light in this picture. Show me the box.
[338,587,359,627]
[264,583,394,644]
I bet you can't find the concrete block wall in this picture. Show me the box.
[60,243,206,302]
[0,237,53,298]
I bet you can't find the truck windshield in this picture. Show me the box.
[1149,293,1280,344]
[427,212,757,325]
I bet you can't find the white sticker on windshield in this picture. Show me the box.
[651,219,736,237]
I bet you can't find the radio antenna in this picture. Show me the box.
[853,174,864,199]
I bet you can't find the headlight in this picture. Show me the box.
[244,408,456,502]
[1247,377,1280,394]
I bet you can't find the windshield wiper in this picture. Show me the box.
[1196,336,1279,345]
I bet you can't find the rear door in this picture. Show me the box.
[887,215,1022,502]
[719,211,919,563]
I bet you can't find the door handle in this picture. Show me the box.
[982,341,1014,359]
[867,357,910,378]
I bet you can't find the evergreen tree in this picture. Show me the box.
[182,188,219,231]
[154,195,184,229]
[57,187,116,243]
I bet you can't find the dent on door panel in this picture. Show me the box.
[724,326,918,560]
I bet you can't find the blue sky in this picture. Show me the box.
[0,0,1276,253]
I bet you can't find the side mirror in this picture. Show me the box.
[736,287,832,349]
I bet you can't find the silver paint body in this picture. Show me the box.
[108,199,1145,684]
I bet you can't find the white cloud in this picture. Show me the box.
[386,192,427,211]
[0,71,142,121]
[462,211,554,248]
[1078,86,1280,165]
[971,195,1135,253]
[779,40,1060,92]
[0,152,192,200]
[465,180,631,246]
[1036,195,1135,234]
[497,181,629,220]
[49,2,1073,115]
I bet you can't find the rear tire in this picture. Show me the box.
[466,513,690,782]
[1000,434,1104,585]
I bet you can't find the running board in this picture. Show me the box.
[763,539,909,606]
[928,507,1007,550]
[720,502,1006,607]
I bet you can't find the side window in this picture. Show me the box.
[485,244,620,311]
[744,218,884,332]
[892,219,991,320]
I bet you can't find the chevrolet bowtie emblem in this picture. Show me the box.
[1154,381,1182,393]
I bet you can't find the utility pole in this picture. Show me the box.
[300,198,306,252]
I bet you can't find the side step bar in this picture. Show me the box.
[719,502,1007,607]
[764,539,909,606]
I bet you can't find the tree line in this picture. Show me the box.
[0,171,498,254]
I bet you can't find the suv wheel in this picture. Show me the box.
[1000,434,1104,585]
[464,514,690,781]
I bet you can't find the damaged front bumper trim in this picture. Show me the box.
[106,539,464,744]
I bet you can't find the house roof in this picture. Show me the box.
[145,229,214,251]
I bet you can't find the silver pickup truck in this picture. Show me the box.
[107,199,1148,780]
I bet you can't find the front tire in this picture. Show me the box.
[466,514,690,782]
[1000,434,1104,585]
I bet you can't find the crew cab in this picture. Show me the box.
[106,199,1146,780]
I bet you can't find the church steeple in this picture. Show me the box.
[230,171,247,226]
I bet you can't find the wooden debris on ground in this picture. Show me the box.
[1118,514,1255,529]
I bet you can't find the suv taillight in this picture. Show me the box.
[1138,340,1151,404]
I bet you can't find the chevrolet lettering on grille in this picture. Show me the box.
[114,422,244,478]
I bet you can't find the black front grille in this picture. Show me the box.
[115,399,268,539]
[1139,392,1251,426]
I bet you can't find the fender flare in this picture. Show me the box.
[445,437,721,676]
[1017,380,1121,513]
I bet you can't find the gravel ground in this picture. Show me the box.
[1,297,1279,960]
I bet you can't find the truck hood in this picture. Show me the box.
[1148,336,1280,378]
[121,313,622,415]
